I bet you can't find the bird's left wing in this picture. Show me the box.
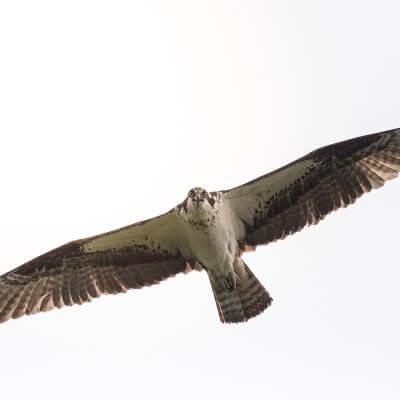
[223,128,400,249]
[0,210,192,323]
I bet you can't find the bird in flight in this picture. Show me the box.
[1,128,399,324]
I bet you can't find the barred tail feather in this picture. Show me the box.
[209,261,272,323]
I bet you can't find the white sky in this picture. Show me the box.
[1,1,399,399]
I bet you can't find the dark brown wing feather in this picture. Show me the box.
[0,211,189,323]
[225,128,400,247]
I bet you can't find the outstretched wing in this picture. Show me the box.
[0,210,191,323]
[224,128,400,248]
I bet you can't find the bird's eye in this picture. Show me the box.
[189,190,195,197]
[202,192,207,198]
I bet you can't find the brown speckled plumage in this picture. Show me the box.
[225,128,400,247]
[1,128,400,324]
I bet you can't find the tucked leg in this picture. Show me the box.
[208,258,273,323]
[216,270,240,291]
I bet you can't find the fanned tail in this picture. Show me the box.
[209,260,272,323]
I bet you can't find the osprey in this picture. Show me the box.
[1,128,400,324]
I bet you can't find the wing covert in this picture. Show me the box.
[0,210,191,323]
[224,128,400,248]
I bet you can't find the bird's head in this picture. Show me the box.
[179,187,218,219]
[186,187,209,208]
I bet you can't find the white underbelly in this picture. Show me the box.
[187,223,237,271]
[177,197,244,274]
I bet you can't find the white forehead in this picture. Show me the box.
[189,187,207,192]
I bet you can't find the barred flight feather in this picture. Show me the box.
[225,128,400,248]
[1,128,399,325]
[0,212,190,323]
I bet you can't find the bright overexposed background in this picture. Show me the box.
[1,1,399,399]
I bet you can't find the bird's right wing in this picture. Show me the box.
[223,128,400,248]
[0,210,194,323]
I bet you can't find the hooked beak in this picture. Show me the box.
[193,194,202,207]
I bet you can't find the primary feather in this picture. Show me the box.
[1,128,399,324]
